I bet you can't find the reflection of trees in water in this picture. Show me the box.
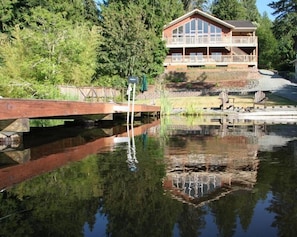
[0,154,102,237]
[96,134,210,237]
[261,141,297,237]
[1,125,297,236]
[97,136,183,237]
[0,191,34,236]
[0,134,209,237]
[164,123,293,236]
[207,138,297,237]
[176,204,206,237]
[209,190,257,237]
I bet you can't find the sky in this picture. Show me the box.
[256,0,274,19]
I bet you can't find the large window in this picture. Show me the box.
[172,19,222,43]
[172,26,183,37]
[210,24,222,42]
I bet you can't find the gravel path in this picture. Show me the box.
[251,70,297,102]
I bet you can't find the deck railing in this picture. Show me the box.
[164,36,257,47]
[164,55,257,65]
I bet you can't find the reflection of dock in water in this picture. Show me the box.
[0,120,160,190]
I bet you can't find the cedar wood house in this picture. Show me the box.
[162,9,258,71]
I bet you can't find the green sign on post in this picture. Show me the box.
[141,74,148,92]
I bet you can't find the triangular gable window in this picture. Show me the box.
[172,19,222,43]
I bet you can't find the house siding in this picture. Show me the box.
[163,9,258,70]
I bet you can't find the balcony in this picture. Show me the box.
[164,36,257,48]
[164,55,257,66]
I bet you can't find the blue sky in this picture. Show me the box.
[256,0,274,19]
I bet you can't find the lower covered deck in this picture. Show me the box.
[164,46,257,69]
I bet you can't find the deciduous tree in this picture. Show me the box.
[0,7,100,98]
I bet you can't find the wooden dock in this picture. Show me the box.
[0,98,160,120]
[0,99,160,133]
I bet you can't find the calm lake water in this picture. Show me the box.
[1,116,297,237]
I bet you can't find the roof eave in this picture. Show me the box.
[232,27,257,32]
[163,9,235,30]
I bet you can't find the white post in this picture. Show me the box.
[127,83,132,125]
[131,123,137,165]
[131,83,136,125]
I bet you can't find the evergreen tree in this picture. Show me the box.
[0,0,100,33]
[211,0,246,20]
[103,0,184,33]
[0,0,17,32]
[256,13,278,69]
[269,0,297,59]
[240,0,261,22]
[181,0,209,11]
[97,0,184,86]
[98,2,152,81]
[25,0,100,25]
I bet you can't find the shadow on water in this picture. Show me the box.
[1,116,297,236]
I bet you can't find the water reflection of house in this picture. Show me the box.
[163,124,260,207]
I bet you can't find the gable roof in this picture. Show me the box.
[164,9,256,31]
[164,9,235,29]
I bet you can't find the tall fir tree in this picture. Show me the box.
[0,0,100,33]
[256,13,278,69]
[240,0,261,22]
[269,0,297,56]
[211,0,246,20]
[181,0,209,11]
[101,0,184,33]
[97,0,184,84]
